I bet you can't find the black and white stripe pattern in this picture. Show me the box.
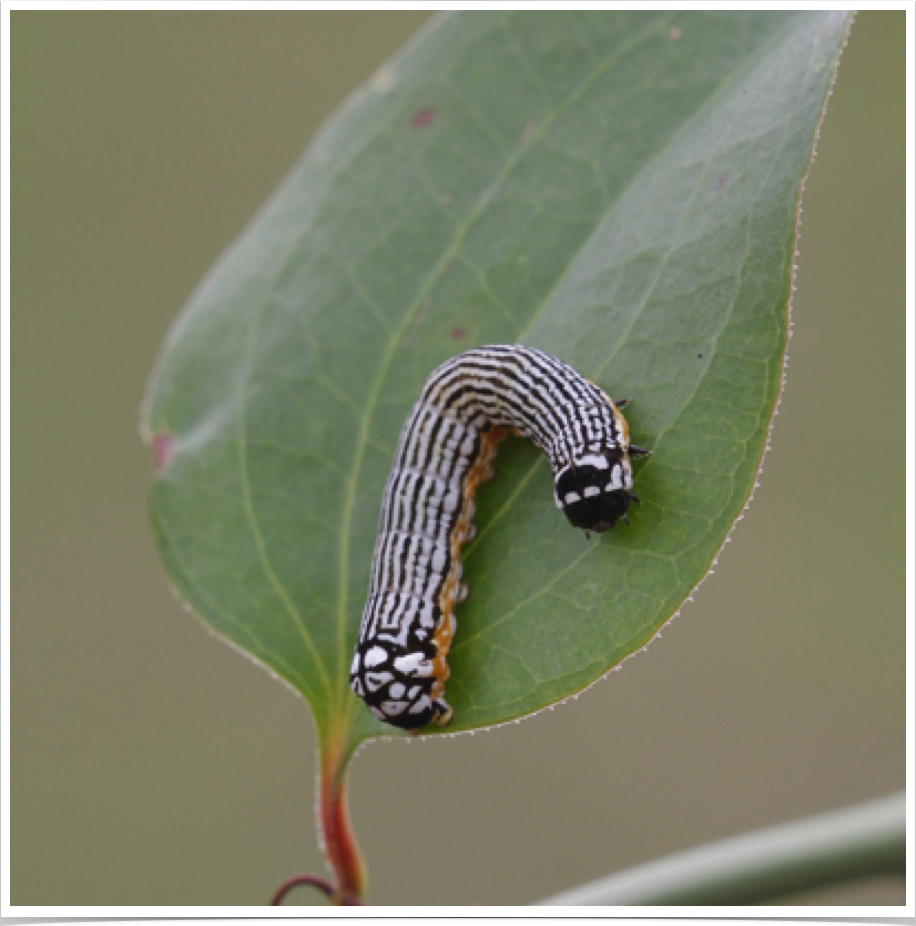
[350,345,647,730]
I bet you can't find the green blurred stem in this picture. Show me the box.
[538,792,905,906]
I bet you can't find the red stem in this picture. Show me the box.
[270,721,367,905]
[319,733,366,901]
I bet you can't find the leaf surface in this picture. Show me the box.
[144,11,851,748]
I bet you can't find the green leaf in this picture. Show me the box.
[143,12,851,751]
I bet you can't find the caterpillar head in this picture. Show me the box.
[554,453,636,533]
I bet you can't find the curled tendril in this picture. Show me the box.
[270,872,365,906]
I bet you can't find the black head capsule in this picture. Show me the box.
[554,452,639,533]
[560,480,632,532]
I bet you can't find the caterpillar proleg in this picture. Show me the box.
[349,345,648,730]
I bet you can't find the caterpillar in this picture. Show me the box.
[349,345,649,731]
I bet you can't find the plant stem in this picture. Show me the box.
[319,726,366,903]
[537,791,905,906]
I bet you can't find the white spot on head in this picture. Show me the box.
[394,652,434,677]
[365,671,394,692]
[583,486,600,498]
[606,466,623,491]
[578,454,609,470]
[564,491,581,505]
[364,646,387,669]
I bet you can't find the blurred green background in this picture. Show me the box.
[12,11,904,907]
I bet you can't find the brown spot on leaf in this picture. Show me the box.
[669,26,682,40]
[152,434,174,471]
[411,107,436,129]
[451,327,468,341]
[714,172,729,191]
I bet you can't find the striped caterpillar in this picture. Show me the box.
[349,345,649,730]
